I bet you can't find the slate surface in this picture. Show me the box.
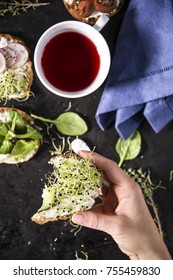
[0,0,173,260]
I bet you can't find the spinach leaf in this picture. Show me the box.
[0,140,40,164]
[31,112,88,136]
[55,112,88,136]
[0,134,4,145]
[8,125,42,140]
[115,131,141,167]
[11,140,39,158]
[0,123,8,136]
[0,139,13,154]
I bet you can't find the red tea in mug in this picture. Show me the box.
[41,32,100,92]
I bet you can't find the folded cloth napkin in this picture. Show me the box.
[96,0,173,139]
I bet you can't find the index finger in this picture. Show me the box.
[78,150,134,188]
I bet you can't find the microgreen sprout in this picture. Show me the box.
[69,218,83,236]
[65,101,72,112]
[0,69,30,101]
[32,152,102,223]
[75,250,88,260]
[50,134,66,156]
[169,170,173,181]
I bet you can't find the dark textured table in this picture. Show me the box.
[0,0,173,260]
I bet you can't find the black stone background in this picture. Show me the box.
[0,0,173,260]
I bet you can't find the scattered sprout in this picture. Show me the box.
[65,101,72,112]
[169,170,173,181]
[75,250,88,260]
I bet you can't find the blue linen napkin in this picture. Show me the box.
[96,0,173,139]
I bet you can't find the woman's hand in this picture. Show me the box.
[72,151,171,260]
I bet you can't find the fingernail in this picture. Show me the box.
[72,214,85,225]
[77,150,85,156]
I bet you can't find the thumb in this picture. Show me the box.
[72,211,117,235]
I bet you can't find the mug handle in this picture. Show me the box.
[93,14,110,32]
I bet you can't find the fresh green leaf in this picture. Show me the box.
[8,125,42,140]
[10,110,22,132]
[0,139,13,154]
[0,140,40,164]
[31,112,88,136]
[116,131,141,167]
[11,139,39,157]
[0,134,4,145]
[0,123,8,136]
[38,187,57,212]
[55,112,88,136]
[9,110,27,131]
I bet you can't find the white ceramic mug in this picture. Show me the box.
[34,17,111,98]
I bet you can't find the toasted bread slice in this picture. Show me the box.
[0,34,33,100]
[63,0,124,24]
[0,107,42,164]
[31,153,102,224]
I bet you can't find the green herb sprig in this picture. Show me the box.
[126,168,164,237]
[0,1,50,16]
[115,132,164,237]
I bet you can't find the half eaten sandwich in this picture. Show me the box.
[31,153,102,224]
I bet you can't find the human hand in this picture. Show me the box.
[72,151,171,260]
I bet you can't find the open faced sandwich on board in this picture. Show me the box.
[63,0,124,24]
[0,107,42,164]
[31,152,102,224]
[0,34,33,101]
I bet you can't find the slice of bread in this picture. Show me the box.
[63,0,124,24]
[31,153,102,224]
[0,107,41,164]
[0,34,33,100]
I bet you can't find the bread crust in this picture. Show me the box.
[31,213,68,224]
[0,107,33,123]
[0,33,30,51]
